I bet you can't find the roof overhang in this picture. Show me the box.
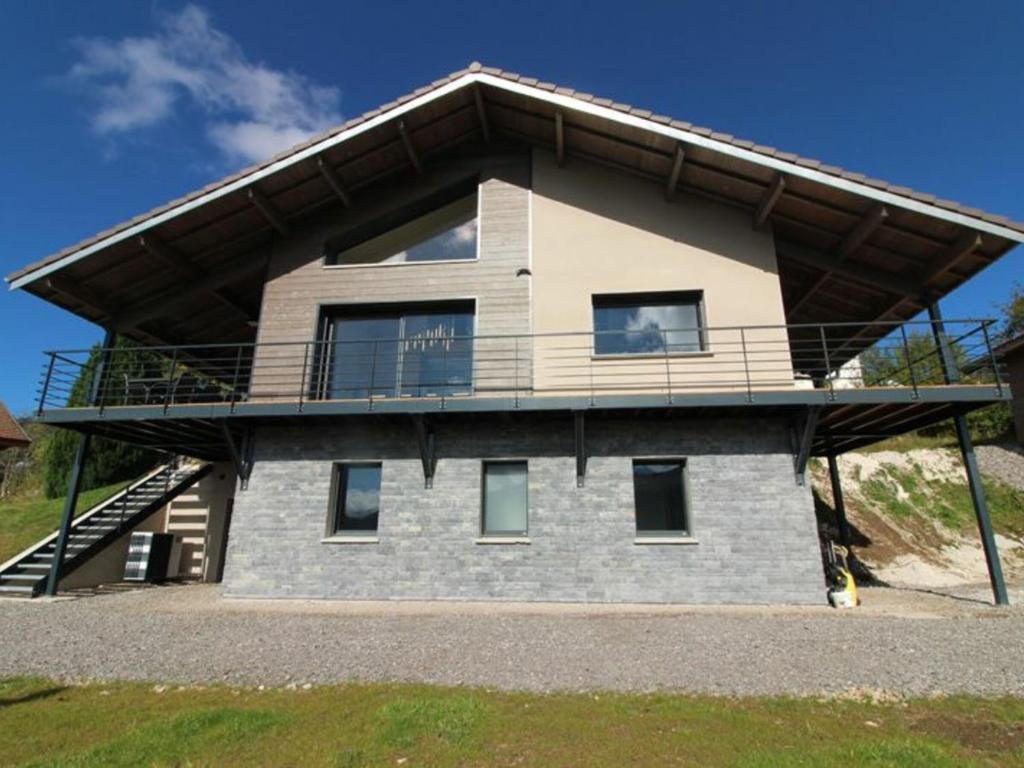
[8,63,1023,354]
[991,332,1024,360]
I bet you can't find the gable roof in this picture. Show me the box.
[0,401,30,449]
[7,62,1023,355]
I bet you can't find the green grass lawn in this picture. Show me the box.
[0,483,126,564]
[1,678,1022,767]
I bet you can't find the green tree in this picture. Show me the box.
[42,340,164,498]
[859,330,957,387]
[996,281,1024,341]
[860,320,1012,443]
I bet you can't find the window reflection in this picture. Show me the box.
[321,306,474,399]
[593,293,704,355]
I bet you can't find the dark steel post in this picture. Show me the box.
[298,343,309,413]
[928,302,1008,605]
[45,325,117,596]
[588,335,595,407]
[819,325,834,400]
[44,433,90,596]
[89,327,116,406]
[38,354,56,416]
[441,339,449,410]
[981,321,1003,396]
[927,302,960,384]
[827,453,851,547]
[952,411,1008,605]
[901,323,919,398]
[514,335,520,409]
[367,341,378,411]
[740,327,752,402]
[163,348,178,413]
[229,346,243,413]
[662,330,673,405]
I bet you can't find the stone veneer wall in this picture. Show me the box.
[223,416,825,604]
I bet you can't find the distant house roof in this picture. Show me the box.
[991,332,1024,360]
[6,62,1022,362]
[0,402,30,450]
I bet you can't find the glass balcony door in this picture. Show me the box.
[322,306,473,399]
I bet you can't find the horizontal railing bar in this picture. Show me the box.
[37,318,1002,414]
[41,318,1000,356]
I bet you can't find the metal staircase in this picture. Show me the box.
[0,460,212,597]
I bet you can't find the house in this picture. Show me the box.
[3,64,1020,604]
[989,334,1024,444]
[0,402,30,451]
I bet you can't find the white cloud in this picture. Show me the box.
[344,488,379,518]
[623,305,701,351]
[448,219,478,244]
[68,4,341,164]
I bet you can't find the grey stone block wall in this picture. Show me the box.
[222,415,825,604]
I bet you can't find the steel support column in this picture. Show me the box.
[793,406,821,485]
[45,326,117,596]
[826,453,851,547]
[928,301,1009,605]
[220,422,253,490]
[411,415,436,489]
[574,411,586,488]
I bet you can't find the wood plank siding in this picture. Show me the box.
[251,144,532,401]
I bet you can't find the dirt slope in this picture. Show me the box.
[810,445,1024,588]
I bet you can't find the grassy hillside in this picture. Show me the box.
[856,462,1024,538]
[0,482,126,564]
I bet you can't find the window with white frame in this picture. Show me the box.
[328,463,382,536]
[592,292,705,355]
[325,183,478,266]
[632,460,689,536]
[481,461,528,536]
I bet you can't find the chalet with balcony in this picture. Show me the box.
[4,63,1019,604]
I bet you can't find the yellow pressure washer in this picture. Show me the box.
[825,541,859,608]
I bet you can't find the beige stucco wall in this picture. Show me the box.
[59,510,164,591]
[530,149,793,395]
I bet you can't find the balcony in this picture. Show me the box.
[35,318,1008,446]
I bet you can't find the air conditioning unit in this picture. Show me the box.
[124,532,174,582]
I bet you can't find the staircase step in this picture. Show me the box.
[0,585,37,595]
[0,573,43,583]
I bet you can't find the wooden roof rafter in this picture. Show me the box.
[5,63,1020,363]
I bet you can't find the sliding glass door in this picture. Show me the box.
[320,305,474,399]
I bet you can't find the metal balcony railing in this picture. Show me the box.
[35,319,1008,415]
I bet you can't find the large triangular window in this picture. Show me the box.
[325,185,478,266]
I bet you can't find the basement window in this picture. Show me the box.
[592,292,705,355]
[632,460,689,537]
[324,181,479,266]
[328,463,382,536]
[482,461,528,536]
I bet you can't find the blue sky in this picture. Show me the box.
[2,0,1022,415]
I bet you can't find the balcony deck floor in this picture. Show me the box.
[33,384,1011,461]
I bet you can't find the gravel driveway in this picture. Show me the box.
[1,584,1023,696]
[977,443,1024,490]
